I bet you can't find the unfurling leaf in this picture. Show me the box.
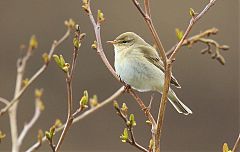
[113,100,120,110]
[146,120,152,125]
[97,10,105,23]
[80,90,89,108]
[37,130,43,144]
[36,99,45,111]
[29,35,38,49]
[54,119,63,128]
[82,0,89,13]
[22,78,29,87]
[90,94,98,108]
[120,128,128,143]
[128,114,136,127]
[64,18,75,29]
[148,139,154,150]
[121,103,128,116]
[91,40,97,49]
[0,131,6,143]
[175,28,184,41]
[73,37,81,49]
[223,143,232,152]
[189,8,196,17]
[42,53,49,64]
[53,54,70,73]
[35,88,43,98]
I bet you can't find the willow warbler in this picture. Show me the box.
[107,32,192,115]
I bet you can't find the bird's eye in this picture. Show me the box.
[122,40,128,43]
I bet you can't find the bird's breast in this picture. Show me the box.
[114,54,164,92]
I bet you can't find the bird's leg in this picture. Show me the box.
[143,93,154,115]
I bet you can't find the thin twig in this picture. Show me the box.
[54,28,83,152]
[0,97,9,105]
[0,28,71,117]
[233,134,240,152]
[25,86,125,152]
[17,99,42,146]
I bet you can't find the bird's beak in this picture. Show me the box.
[106,40,117,44]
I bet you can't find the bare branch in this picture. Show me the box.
[0,97,9,105]
[233,134,240,152]
[17,98,42,146]
[25,86,125,152]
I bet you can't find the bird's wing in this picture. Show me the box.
[138,45,181,88]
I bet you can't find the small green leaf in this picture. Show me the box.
[42,53,49,64]
[45,131,51,140]
[121,103,128,114]
[80,90,89,108]
[189,8,196,17]
[90,94,98,108]
[223,143,232,152]
[113,100,119,110]
[29,35,38,49]
[53,55,61,67]
[91,40,97,49]
[0,131,6,143]
[148,139,154,150]
[175,28,184,41]
[97,10,105,23]
[129,114,136,127]
[73,37,81,49]
[54,119,63,128]
[120,128,128,143]
[59,55,66,67]
[49,126,55,137]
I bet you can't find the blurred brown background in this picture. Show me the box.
[0,0,239,152]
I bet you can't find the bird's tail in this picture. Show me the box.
[167,89,192,115]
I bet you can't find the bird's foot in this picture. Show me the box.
[124,84,132,93]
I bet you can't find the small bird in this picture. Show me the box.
[107,32,192,115]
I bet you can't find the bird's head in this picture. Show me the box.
[107,32,146,52]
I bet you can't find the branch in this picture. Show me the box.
[25,86,125,152]
[0,97,9,105]
[233,134,240,152]
[54,27,85,152]
[8,35,35,152]
[0,27,71,117]
[83,0,156,127]
[17,98,43,146]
